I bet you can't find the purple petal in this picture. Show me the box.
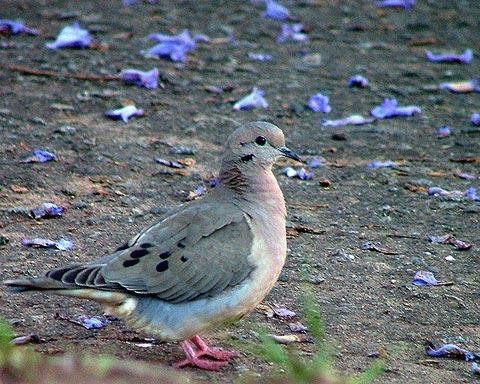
[262,0,290,20]
[472,363,479,375]
[367,160,397,169]
[120,68,159,89]
[348,75,368,88]
[283,167,313,180]
[143,41,189,62]
[46,22,91,49]
[22,237,72,251]
[436,126,451,137]
[0,20,38,35]
[74,315,109,330]
[371,98,421,119]
[412,271,438,286]
[247,52,273,62]
[155,157,183,168]
[22,238,57,248]
[284,167,297,178]
[233,87,268,110]
[307,93,331,113]
[426,49,473,64]
[31,203,65,219]
[425,343,476,361]
[24,149,57,163]
[427,234,451,244]
[277,23,308,43]
[374,0,415,8]
[440,79,480,93]
[427,186,449,196]
[322,114,374,127]
[207,176,220,188]
[148,29,196,49]
[471,113,480,126]
[306,156,325,168]
[105,105,144,123]
[465,187,479,201]
[454,171,476,180]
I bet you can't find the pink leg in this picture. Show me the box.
[173,340,229,371]
[190,335,239,361]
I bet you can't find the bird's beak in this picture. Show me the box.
[277,146,302,162]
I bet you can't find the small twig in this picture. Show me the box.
[2,63,120,82]
[289,202,329,210]
[386,233,420,239]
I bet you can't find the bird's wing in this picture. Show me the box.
[52,200,254,304]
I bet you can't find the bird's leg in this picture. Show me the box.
[174,340,229,371]
[190,335,239,361]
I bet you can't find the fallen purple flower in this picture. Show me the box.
[436,126,451,138]
[453,171,476,180]
[472,363,480,375]
[371,98,421,119]
[105,105,144,123]
[277,23,308,43]
[412,271,438,286]
[471,113,480,126]
[207,176,220,188]
[247,52,273,62]
[10,334,41,346]
[307,93,331,113]
[306,156,325,168]
[144,29,207,62]
[0,20,38,35]
[23,149,56,163]
[374,0,415,8]
[426,49,473,64]
[449,238,473,251]
[289,321,307,333]
[262,0,290,21]
[283,167,313,180]
[120,68,159,89]
[22,237,73,251]
[428,186,449,196]
[465,187,480,201]
[367,160,397,169]
[348,75,368,88]
[425,342,478,361]
[74,315,109,330]
[155,157,183,168]
[440,80,480,93]
[272,305,296,318]
[322,114,374,127]
[427,234,452,244]
[31,202,65,219]
[233,87,268,111]
[46,22,91,49]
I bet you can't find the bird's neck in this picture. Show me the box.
[219,160,286,219]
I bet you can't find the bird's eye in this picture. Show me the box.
[255,136,267,146]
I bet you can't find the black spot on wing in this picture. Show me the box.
[156,260,169,272]
[123,259,140,268]
[140,243,154,249]
[177,241,186,249]
[241,154,254,162]
[181,256,188,262]
[130,249,149,259]
[159,251,171,259]
[115,242,130,252]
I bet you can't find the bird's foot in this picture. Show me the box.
[174,336,238,370]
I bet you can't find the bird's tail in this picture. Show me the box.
[4,265,127,305]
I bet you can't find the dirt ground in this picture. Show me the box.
[0,0,479,382]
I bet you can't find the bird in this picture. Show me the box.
[4,121,301,371]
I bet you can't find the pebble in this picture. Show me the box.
[445,255,455,262]
[55,125,77,135]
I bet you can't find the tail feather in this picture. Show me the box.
[4,277,67,293]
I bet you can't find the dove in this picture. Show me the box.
[4,121,301,371]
